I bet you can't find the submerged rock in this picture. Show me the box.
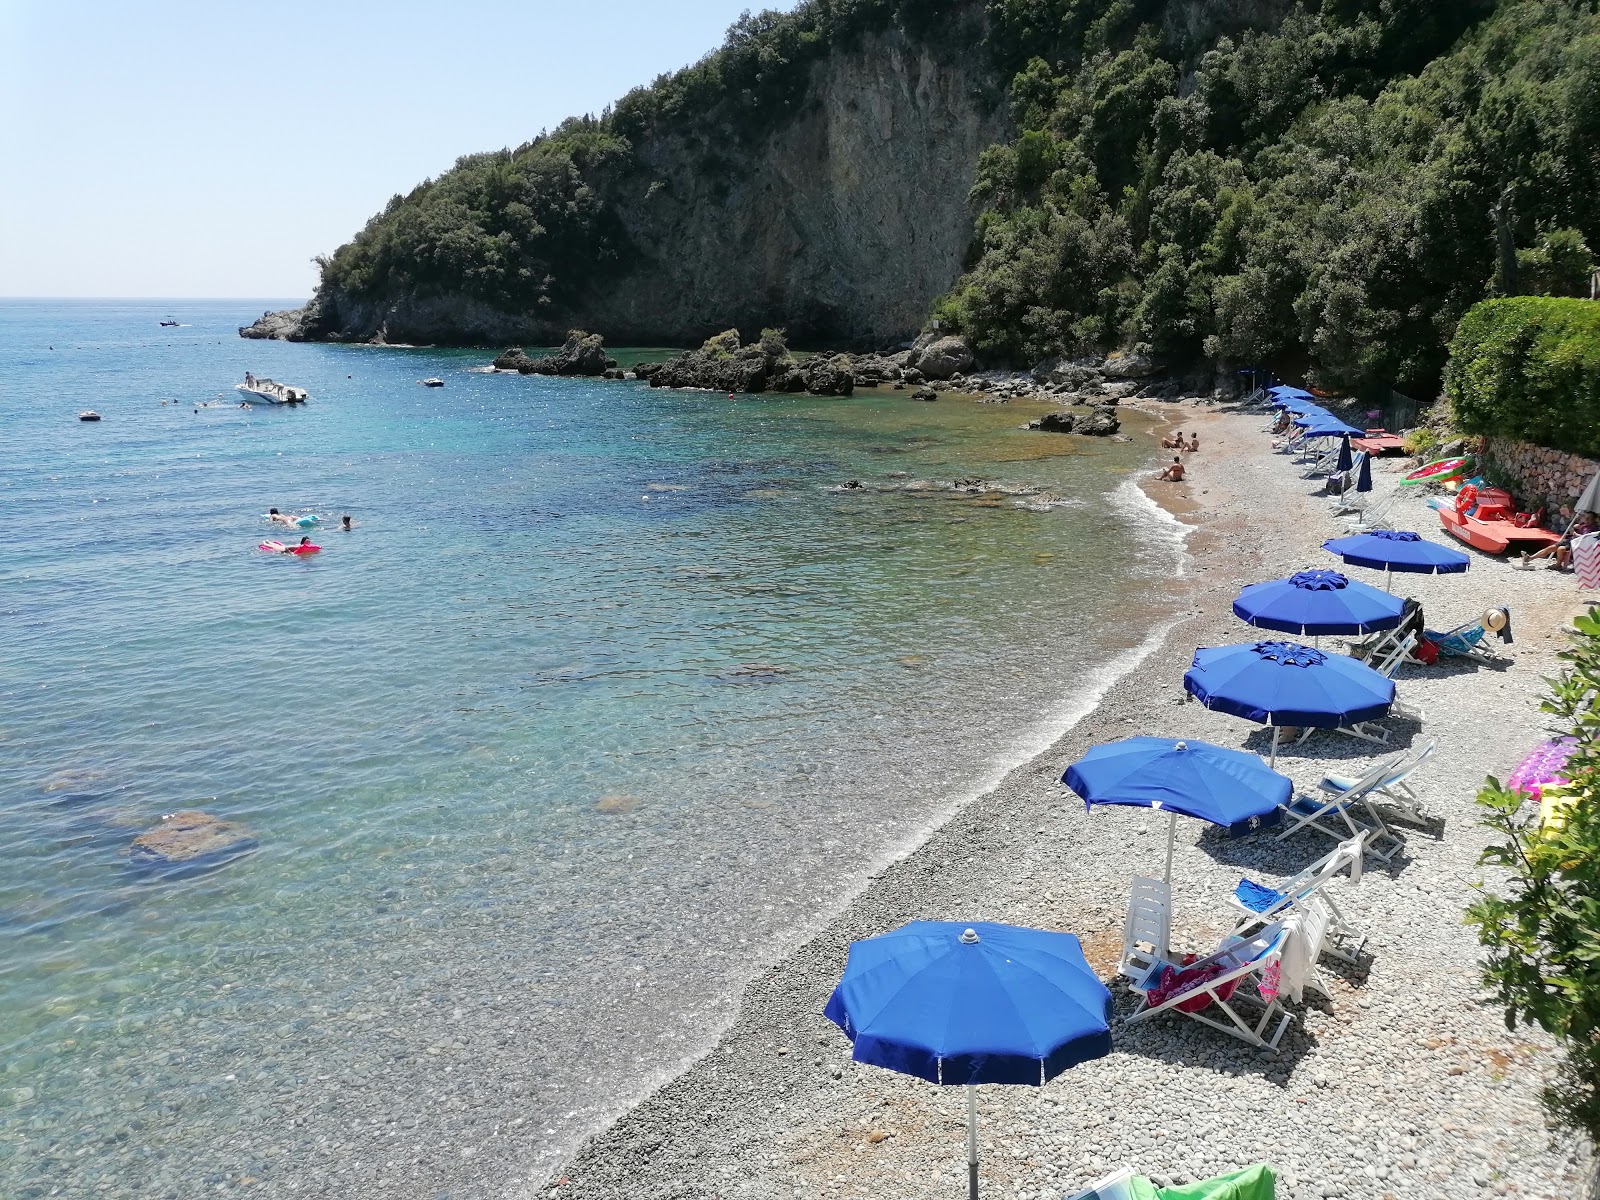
[125,811,257,877]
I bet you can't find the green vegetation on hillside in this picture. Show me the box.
[315,0,1600,394]
[1447,296,1600,456]
[937,0,1600,393]
[315,1,970,318]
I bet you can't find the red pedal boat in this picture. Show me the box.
[1437,485,1560,554]
[1350,428,1406,456]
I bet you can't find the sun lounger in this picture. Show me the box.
[1421,607,1513,665]
[1277,754,1405,861]
[1302,445,1343,479]
[1126,921,1295,1051]
[1227,834,1369,960]
[1320,740,1436,829]
[1119,875,1172,987]
[1341,492,1397,531]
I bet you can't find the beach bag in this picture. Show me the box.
[1412,638,1440,666]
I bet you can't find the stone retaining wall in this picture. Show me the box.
[1482,435,1599,512]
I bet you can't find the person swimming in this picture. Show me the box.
[339,515,353,531]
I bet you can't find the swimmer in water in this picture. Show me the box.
[340,515,353,531]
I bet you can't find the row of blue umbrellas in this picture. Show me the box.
[824,420,1477,1196]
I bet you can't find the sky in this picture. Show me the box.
[0,1,796,299]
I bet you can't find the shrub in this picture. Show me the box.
[1518,229,1596,298]
[1445,296,1600,457]
[1467,609,1600,1140]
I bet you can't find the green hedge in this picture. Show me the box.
[1446,297,1600,456]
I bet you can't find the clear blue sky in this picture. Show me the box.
[0,1,796,299]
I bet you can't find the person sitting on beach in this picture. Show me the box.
[1160,430,1184,449]
[1520,509,1595,570]
[1186,433,1200,452]
[1271,410,1292,434]
[1156,456,1185,482]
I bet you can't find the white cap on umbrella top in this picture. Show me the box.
[1174,740,1188,751]
[960,928,979,944]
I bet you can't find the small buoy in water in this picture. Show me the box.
[727,393,735,398]
[78,411,101,422]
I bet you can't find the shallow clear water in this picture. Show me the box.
[0,299,1182,1196]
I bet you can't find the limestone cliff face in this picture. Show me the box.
[281,18,1008,348]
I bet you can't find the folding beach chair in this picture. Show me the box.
[1341,491,1398,531]
[1320,740,1437,829]
[1302,445,1342,479]
[1126,921,1295,1051]
[1064,1166,1137,1200]
[1422,607,1513,665]
[1277,754,1405,862]
[1325,452,1370,499]
[1118,875,1172,987]
[1227,834,1369,961]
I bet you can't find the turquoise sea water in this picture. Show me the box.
[0,299,1183,1197]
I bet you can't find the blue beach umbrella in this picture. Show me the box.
[1184,640,1395,765]
[1063,737,1288,881]
[1270,385,1314,401]
[1336,436,1353,474]
[1232,569,1405,636]
[1290,407,1332,425]
[1300,416,1365,438]
[1323,529,1469,591]
[826,921,1112,1200]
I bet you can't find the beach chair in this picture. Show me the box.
[1422,607,1513,665]
[1341,491,1398,531]
[1280,896,1337,1000]
[1320,740,1436,829]
[1302,445,1342,479]
[1358,628,1419,679]
[1118,875,1172,987]
[1126,921,1295,1051]
[1277,754,1405,862]
[1227,834,1369,958]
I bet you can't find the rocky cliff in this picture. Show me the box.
[257,5,1007,348]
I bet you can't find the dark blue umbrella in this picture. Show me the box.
[1232,569,1405,636]
[826,921,1112,1199]
[1300,416,1365,438]
[1184,640,1395,765]
[1063,737,1288,880]
[1336,436,1353,473]
[1290,406,1332,425]
[1355,451,1373,494]
[1323,529,1470,591]
[1270,385,1313,400]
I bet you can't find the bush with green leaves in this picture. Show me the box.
[937,0,1600,394]
[1445,296,1600,457]
[1468,609,1600,1140]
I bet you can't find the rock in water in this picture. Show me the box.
[910,335,974,380]
[910,386,938,402]
[519,330,609,376]
[802,355,855,396]
[492,347,536,372]
[125,811,257,877]
[1077,406,1122,436]
[239,308,307,341]
[1030,411,1076,432]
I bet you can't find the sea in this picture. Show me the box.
[0,298,1187,1197]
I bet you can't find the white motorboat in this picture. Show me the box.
[236,374,309,404]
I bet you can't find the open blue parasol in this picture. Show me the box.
[1063,737,1287,880]
[1184,640,1395,765]
[1232,569,1405,636]
[1323,529,1469,591]
[1299,416,1365,438]
[826,921,1111,1200]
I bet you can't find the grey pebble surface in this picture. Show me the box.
[553,403,1594,1200]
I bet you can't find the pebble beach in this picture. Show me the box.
[550,399,1597,1200]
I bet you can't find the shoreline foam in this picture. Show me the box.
[548,400,1593,1200]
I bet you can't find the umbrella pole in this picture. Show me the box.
[966,1085,979,1200]
[1384,565,1393,592]
[1269,726,1280,770]
[1164,811,1176,885]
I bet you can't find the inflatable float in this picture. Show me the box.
[1399,456,1472,487]
[259,540,321,555]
